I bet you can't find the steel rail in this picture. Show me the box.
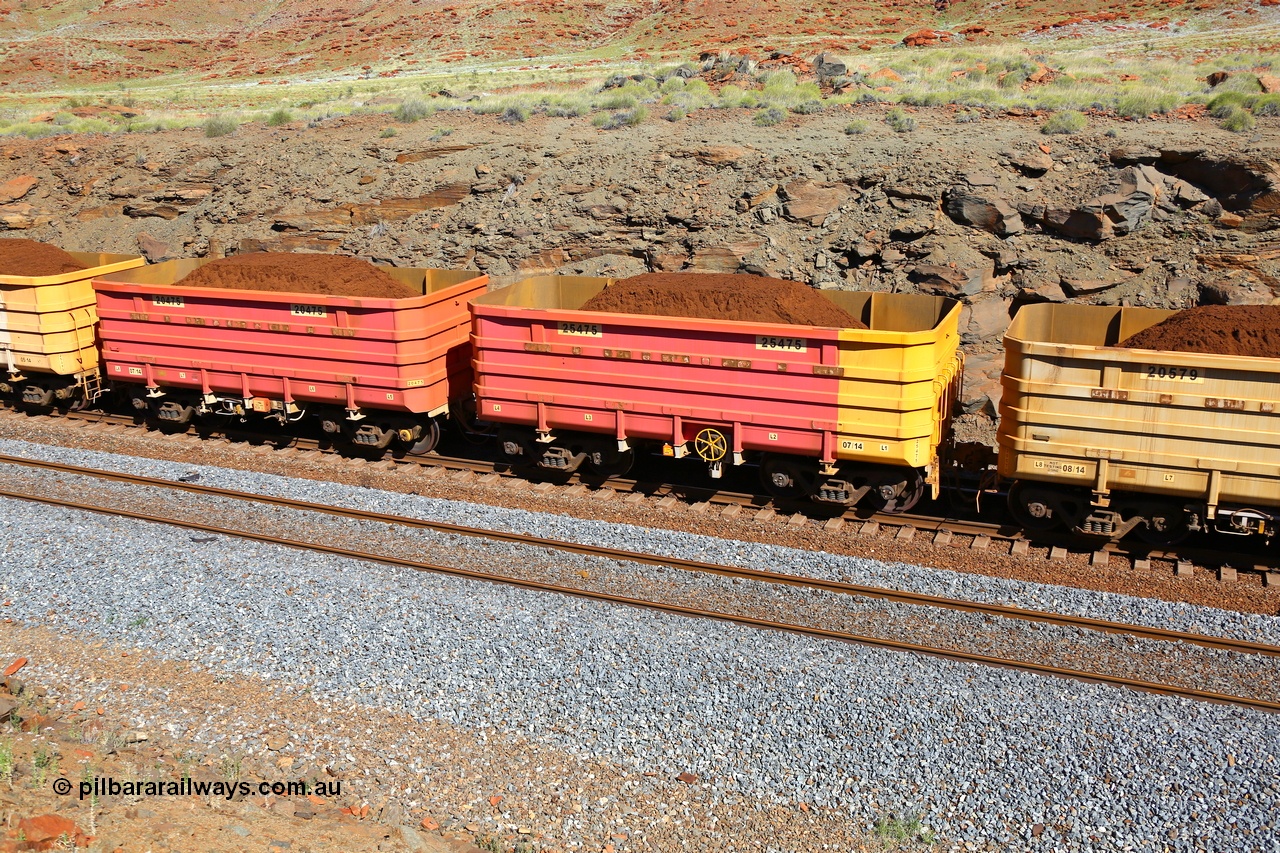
[2,452,1277,661]
[1,485,1276,714]
[23,408,1280,569]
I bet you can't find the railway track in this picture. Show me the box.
[1,451,1277,713]
[12,405,1280,585]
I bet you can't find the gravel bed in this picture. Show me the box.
[2,472,1280,849]
[1,437,1278,647]
[6,464,1280,703]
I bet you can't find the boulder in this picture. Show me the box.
[0,203,52,229]
[812,52,847,79]
[1042,208,1114,241]
[909,264,969,292]
[1080,194,1148,236]
[690,145,751,167]
[136,232,170,261]
[780,180,849,225]
[1200,276,1276,306]
[885,185,939,203]
[649,251,688,272]
[903,29,945,47]
[517,247,573,274]
[1170,179,1209,208]
[1075,164,1161,235]
[889,218,933,241]
[1260,74,1280,94]
[959,348,1005,415]
[239,235,344,253]
[962,171,1000,187]
[272,207,354,232]
[0,175,38,204]
[943,187,1023,236]
[1109,146,1160,166]
[1014,274,1065,304]
[393,145,472,164]
[1009,149,1052,177]
[688,238,765,273]
[17,815,91,851]
[963,294,1013,340]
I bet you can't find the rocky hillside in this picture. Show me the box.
[0,0,1268,87]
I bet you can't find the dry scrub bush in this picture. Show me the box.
[754,106,786,126]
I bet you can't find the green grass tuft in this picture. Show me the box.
[1115,90,1180,119]
[1219,105,1256,132]
[1208,90,1256,116]
[1042,109,1087,134]
[203,115,236,137]
[885,107,916,132]
[1254,93,1280,116]
[393,98,432,123]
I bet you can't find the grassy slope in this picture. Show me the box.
[0,0,1270,90]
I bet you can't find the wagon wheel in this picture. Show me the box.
[693,428,728,463]
[452,395,496,445]
[1119,498,1191,547]
[406,420,442,456]
[864,467,926,515]
[1008,481,1090,534]
[1007,480,1061,532]
[760,455,818,500]
[586,447,635,478]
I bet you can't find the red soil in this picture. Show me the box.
[1117,304,1280,358]
[579,272,866,328]
[0,239,87,277]
[176,253,418,299]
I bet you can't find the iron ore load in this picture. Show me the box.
[999,303,1280,543]
[92,254,487,454]
[0,239,144,407]
[470,273,963,512]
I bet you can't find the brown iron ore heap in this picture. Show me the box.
[175,253,419,299]
[0,239,87,277]
[579,272,867,328]
[1117,305,1280,358]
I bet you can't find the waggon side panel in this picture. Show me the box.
[472,278,960,468]
[0,252,145,376]
[998,303,1280,509]
[93,259,486,415]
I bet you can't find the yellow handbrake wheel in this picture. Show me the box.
[693,428,728,462]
